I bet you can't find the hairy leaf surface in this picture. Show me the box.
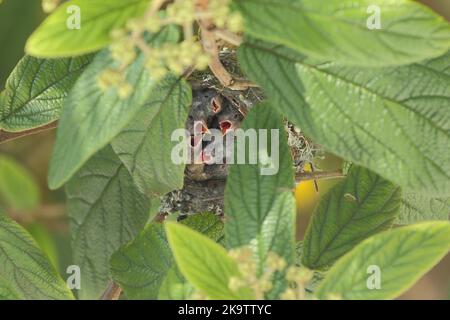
[112,76,192,196]
[239,41,450,195]
[224,103,296,298]
[110,213,223,300]
[48,29,178,189]
[0,276,23,300]
[0,55,92,131]
[0,214,73,300]
[396,193,449,224]
[236,0,450,66]
[66,145,151,299]
[225,104,296,268]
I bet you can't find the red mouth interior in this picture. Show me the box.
[220,121,232,133]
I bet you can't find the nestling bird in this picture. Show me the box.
[216,98,244,135]
[185,87,245,178]
[186,88,223,135]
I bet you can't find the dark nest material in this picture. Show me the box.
[159,48,319,218]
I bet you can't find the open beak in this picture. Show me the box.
[194,120,210,135]
[220,120,234,135]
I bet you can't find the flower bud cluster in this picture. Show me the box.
[42,0,60,13]
[97,0,243,96]
[227,247,288,300]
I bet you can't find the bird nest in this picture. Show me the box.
[159,48,318,218]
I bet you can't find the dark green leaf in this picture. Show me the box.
[0,55,92,131]
[239,40,450,196]
[112,76,192,196]
[66,145,151,299]
[225,103,296,268]
[110,213,223,300]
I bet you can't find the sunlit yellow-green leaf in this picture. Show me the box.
[26,0,149,57]
[316,222,450,299]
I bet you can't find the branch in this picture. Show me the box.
[100,282,122,300]
[213,29,243,47]
[196,1,257,91]
[295,170,345,184]
[0,122,57,145]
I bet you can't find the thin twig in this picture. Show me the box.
[0,122,57,145]
[295,170,345,184]
[100,282,122,300]
[214,29,243,46]
[196,0,256,90]
[199,26,257,90]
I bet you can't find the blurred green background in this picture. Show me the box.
[0,0,449,299]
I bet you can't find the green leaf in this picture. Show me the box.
[26,0,149,57]
[166,222,253,300]
[111,223,172,300]
[65,145,151,299]
[238,40,450,196]
[236,0,450,66]
[396,193,449,225]
[0,55,92,132]
[110,213,224,300]
[0,276,23,300]
[224,103,296,272]
[112,76,192,196]
[302,166,401,270]
[0,214,73,300]
[0,155,39,211]
[316,221,450,300]
[157,266,193,300]
[48,29,178,190]
[27,223,60,272]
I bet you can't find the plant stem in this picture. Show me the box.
[196,0,256,90]
[100,282,122,300]
[214,29,243,46]
[0,122,57,145]
[295,170,345,184]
